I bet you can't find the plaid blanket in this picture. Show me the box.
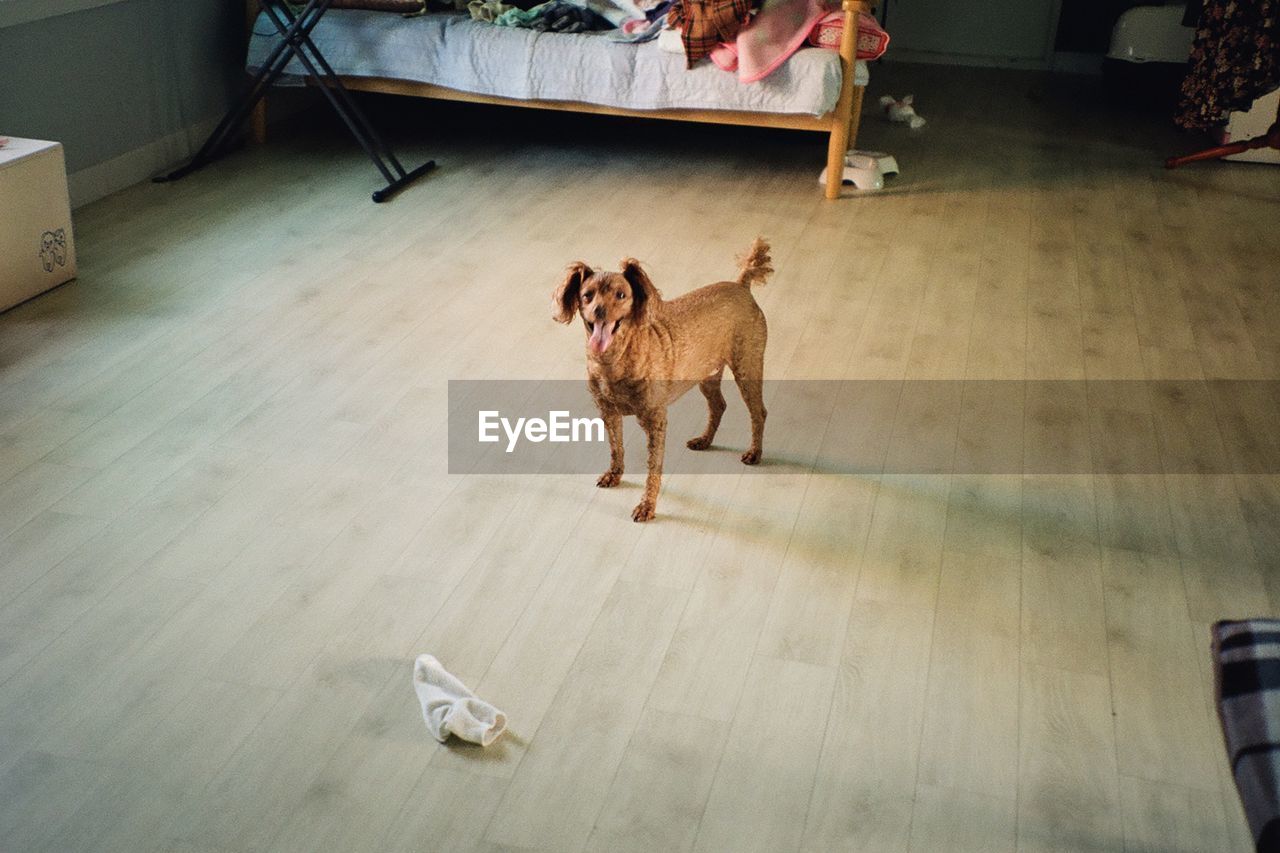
[668,0,760,66]
[1215,620,1280,852]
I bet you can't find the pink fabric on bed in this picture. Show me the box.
[808,10,889,58]
[708,0,831,84]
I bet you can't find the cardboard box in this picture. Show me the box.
[0,136,78,312]
[1222,89,1280,165]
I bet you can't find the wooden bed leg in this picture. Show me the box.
[847,81,865,148]
[250,99,268,145]
[824,126,848,200]
[824,0,868,200]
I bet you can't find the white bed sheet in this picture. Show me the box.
[247,10,868,117]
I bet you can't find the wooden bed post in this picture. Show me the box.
[246,0,268,144]
[824,0,868,199]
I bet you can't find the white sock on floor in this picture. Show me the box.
[412,654,507,746]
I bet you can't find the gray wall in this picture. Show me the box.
[0,0,242,174]
[884,0,1062,63]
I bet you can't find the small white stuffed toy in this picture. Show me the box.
[880,94,925,129]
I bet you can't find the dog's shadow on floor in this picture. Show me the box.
[671,445,883,477]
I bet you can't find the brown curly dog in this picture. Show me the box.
[553,237,773,522]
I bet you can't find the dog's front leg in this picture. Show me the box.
[632,409,666,522]
[596,410,624,488]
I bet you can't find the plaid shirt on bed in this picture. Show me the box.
[1215,620,1280,852]
[668,0,759,66]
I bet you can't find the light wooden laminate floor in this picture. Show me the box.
[1,64,1278,852]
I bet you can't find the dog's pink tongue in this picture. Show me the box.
[589,320,613,354]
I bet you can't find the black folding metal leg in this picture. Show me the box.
[154,0,434,202]
[153,0,326,184]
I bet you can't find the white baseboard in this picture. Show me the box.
[67,88,319,209]
[884,49,1050,71]
[883,49,1104,76]
[67,114,221,209]
[0,0,130,30]
[1050,51,1104,76]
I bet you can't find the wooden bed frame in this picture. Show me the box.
[245,0,869,199]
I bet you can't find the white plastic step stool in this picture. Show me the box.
[818,150,900,191]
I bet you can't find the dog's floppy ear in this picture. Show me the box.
[620,258,659,324]
[552,262,593,324]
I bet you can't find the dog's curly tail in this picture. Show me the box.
[736,237,773,287]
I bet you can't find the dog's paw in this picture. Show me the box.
[631,499,656,522]
[597,470,622,488]
[686,436,712,451]
[741,449,762,465]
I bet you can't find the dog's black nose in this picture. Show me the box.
[593,305,605,321]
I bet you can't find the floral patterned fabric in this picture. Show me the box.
[1177,0,1280,129]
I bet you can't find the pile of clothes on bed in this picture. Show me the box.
[432,0,888,82]
[464,0,622,33]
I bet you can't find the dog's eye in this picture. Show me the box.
[582,291,594,301]
[616,290,626,300]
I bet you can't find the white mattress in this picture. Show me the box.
[247,10,868,117]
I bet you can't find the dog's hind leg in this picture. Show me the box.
[597,410,624,488]
[736,379,766,465]
[731,353,767,465]
[687,370,726,450]
[633,409,667,522]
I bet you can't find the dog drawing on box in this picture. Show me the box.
[553,237,773,522]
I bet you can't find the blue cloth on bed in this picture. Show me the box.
[495,1,612,30]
